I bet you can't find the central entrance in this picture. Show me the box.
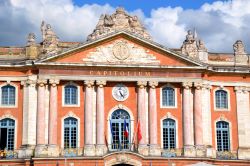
[110,109,130,150]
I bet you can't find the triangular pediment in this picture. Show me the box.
[37,32,205,67]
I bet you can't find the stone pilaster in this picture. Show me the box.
[148,81,160,156]
[48,79,60,157]
[96,80,107,156]
[18,77,37,158]
[84,80,95,156]
[235,86,250,159]
[137,81,148,156]
[35,79,48,157]
[182,82,195,157]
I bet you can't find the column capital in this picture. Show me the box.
[202,83,212,90]
[49,79,60,87]
[21,79,37,87]
[137,81,147,89]
[234,86,249,93]
[148,81,158,89]
[194,82,203,90]
[96,80,106,88]
[182,82,192,89]
[84,80,95,88]
[37,79,47,87]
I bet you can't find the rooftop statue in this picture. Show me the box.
[26,33,36,46]
[40,21,59,54]
[233,40,248,64]
[87,7,151,41]
[181,30,207,59]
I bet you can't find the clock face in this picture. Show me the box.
[112,84,129,101]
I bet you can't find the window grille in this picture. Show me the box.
[216,121,230,151]
[162,119,176,149]
[64,117,77,148]
[215,90,228,109]
[1,85,15,106]
[0,118,15,150]
[64,85,77,105]
[110,109,130,150]
[162,87,175,107]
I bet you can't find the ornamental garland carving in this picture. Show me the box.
[82,40,160,64]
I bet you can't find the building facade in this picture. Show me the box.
[0,7,250,166]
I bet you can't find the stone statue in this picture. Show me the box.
[41,22,59,54]
[181,30,199,58]
[233,40,248,65]
[233,40,246,55]
[27,33,36,46]
[198,39,207,51]
[87,7,151,41]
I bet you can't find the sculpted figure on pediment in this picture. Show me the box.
[87,7,151,41]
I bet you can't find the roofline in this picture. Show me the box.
[36,31,206,67]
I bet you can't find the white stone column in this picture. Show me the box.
[19,77,38,158]
[148,81,160,156]
[201,84,214,157]
[84,80,95,156]
[194,82,206,157]
[235,86,250,159]
[182,82,195,157]
[35,79,47,157]
[48,79,60,157]
[96,80,107,156]
[137,81,148,155]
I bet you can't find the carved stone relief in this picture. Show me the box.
[87,7,151,41]
[82,40,160,64]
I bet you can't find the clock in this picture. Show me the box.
[112,83,129,101]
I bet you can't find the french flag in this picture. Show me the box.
[124,119,129,138]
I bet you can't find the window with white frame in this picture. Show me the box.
[64,117,78,148]
[162,87,175,107]
[215,90,228,109]
[216,121,230,151]
[1,85,15,106]
[64,85,78,105]
[162,118,176,149]
[0,118,15,150]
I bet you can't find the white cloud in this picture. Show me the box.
[0,0,250,53]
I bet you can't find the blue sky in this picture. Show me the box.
[0,0,250,52]
[74,0,218,16]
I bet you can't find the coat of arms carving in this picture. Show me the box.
[112,41,130,60]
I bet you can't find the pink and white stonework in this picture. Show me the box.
[0,7,250,166]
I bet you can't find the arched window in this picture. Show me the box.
[162,87,175,107]
[215,90,228,109]
[64,117,78,148]
[0,118,15,150]
[216,121,230,151]
[162,119,176,149]
[110,109,130,150]
[64,85,78,105]
[1,85,15,106]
